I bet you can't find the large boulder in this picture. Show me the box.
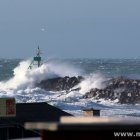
[38,75,140,104]
[37,76,83,91]
[83,76,140,104]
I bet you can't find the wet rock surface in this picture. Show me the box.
[84,76,140,104]
[38,76,83,91]
[38,76,140,104]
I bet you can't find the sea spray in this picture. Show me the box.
[77,73,108,94]
[0,59,83,91]
[0,60,30,90]
[45,59,84,77]
[0,58,140,117]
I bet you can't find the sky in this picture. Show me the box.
[0,0,140,58]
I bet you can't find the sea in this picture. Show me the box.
[0,58,140,117]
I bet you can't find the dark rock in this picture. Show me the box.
[38,75,140,104]
[83,77,140,104]
[37,76,83,91]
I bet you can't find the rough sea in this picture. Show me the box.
[0,58,140,117]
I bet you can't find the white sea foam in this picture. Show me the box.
[0,59,139,117]
[74,73,108,94]
[0,59,83,91]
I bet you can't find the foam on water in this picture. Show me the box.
[0,59,140,117]
[77,73,108,94]
[0,59,83,90]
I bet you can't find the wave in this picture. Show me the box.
[0,59,140,117]
[77,73,108,94]
[0,59,110,106]
[0,59,83,91]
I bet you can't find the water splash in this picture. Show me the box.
[78,73,108,94]
[0,59,83,91]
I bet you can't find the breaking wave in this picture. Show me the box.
[0,59,108,94]
[0,59,140,117]
[0,59,83,91]
[77,73,108,94]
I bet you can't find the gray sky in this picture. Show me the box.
[0,0,140,58]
